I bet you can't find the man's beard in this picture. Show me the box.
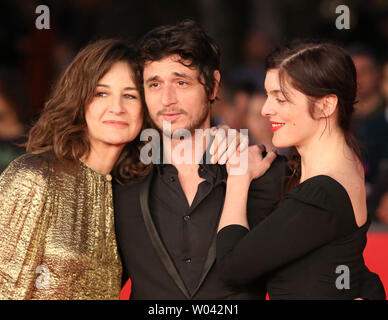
[153,102,211,139]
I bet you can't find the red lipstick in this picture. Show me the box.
[270,121,285,132]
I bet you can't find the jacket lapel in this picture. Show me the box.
[191,234,216,298]
[139,167,191,299]
[191,170,226,298]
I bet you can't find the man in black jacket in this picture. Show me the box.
[114,20,385,300]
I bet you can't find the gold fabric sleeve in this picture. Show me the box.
[0,153,122,299]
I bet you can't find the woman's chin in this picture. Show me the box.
[97,139,132,148]
[102,134,138,146]
[272,138,291,149]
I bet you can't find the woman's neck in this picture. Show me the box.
[297,127,354,183]
[81,143,124,174]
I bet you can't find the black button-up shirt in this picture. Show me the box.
[149,161,226,294]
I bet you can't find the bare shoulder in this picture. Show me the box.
[328,171,367,228]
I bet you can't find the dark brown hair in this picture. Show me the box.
[137,19,221,102]
[27,39,151,181]
[265,40,361,192]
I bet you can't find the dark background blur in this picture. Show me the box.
[1,0,388,119]
[1,0,388,224]
[1,0,388,116]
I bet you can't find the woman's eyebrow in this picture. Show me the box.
[96,84,137,90]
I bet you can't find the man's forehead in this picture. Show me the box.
[144,53,188,64]
[143,54,198,76]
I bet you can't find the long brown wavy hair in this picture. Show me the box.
[27,39,151,181]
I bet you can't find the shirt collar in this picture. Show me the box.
[156,135,226,184]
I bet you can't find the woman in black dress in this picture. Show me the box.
[216,41,385,299]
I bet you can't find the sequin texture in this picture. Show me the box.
[0,151,122,299]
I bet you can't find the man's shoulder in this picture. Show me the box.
[112,179,143,218]
[113,167,154,198]
[222,153,288,185]
[261,154,288,180]
[248,154,288,192]
[114,178,145,194]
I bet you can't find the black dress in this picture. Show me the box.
[217,175,370,299]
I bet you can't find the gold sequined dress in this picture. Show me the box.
[0,151,122,299]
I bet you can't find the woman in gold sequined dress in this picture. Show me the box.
[0,39,149,299]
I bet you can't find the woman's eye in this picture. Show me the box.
[123,94,137,99]
[276,98,286,104]
[95,92,107,97]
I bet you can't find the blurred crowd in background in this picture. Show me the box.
[0,0,388,224]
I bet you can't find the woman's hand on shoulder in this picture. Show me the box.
[226,144,277,183]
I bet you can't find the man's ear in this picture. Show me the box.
[210,70,221,101]
[315,94,338,118]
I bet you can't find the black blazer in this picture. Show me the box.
[113,157,288,300]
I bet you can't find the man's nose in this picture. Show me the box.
[161,85,177,106]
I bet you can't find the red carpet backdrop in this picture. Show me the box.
[364,232,388,297]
